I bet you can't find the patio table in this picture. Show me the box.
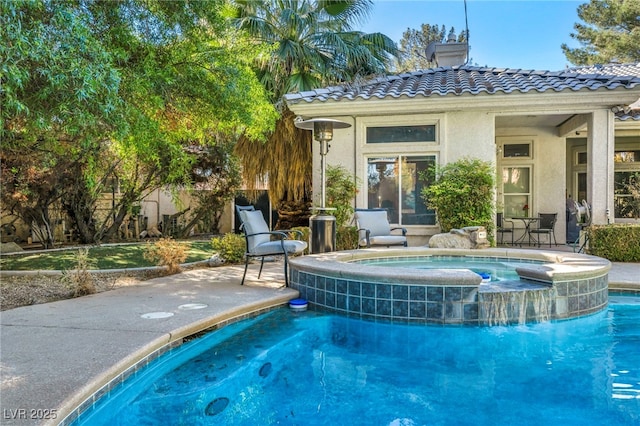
[509,216,540,246]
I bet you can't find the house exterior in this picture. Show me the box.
[284,63,640,246]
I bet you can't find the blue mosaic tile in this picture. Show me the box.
[579,280,589,295]
[445,287,462,301]
[336,279,348,295]
[362,298,376,314]
[427,286,444,302]
[377,284,391,299]
[410,286,426,301]
[409,301,426,318]
[393,285,409,301]
[393,301,409,317]
[555,282,568,296]
[426,302,444,320]
[348,296,362,313]
[362,282,376,298]
[376,299,392,316]
[348,281,361,296]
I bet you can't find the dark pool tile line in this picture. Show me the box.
[291,270,609,325]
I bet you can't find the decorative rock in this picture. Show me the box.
[208,254,225,267]
[428,226,489,249]
[0,242,23,253]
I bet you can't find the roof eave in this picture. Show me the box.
[286,88,640,118]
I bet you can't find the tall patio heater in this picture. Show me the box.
[294,117,351,253]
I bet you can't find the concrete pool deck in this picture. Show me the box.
[0,254,638,425]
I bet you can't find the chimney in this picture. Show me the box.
[425,29,468,67]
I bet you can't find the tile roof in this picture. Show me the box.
[284,63,640,120]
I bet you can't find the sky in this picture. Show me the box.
[360,0,585,71]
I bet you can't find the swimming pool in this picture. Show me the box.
[73,295,640,425]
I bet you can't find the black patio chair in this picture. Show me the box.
[528,213,558,247]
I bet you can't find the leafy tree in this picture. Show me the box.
[562,0,640,65]
[421,158,495,237]
[395,24,467,72]
[177,138,243,237]
[1,0,277,245]
[230,0,398,227]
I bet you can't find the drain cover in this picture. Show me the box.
[141,312,174,319]
[178,303,208,310]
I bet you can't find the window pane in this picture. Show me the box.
[503,144,530,158]
[367,156,437,224]
[504,195,530,218]
[614,172,640,218]
[401,156,436,225]
[367,125,436,143]
[502,167,530,194]
[577,152,587,164]
[615,151,640,163]
[577,172,587,202]
[368,157,399,222]
[502,167,531,217]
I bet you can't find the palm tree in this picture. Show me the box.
[231,0,398,227]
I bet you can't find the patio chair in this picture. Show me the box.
[235,204,255,232]
[528,213,558,247]
[354,208,407,248]
[496,212,514,245]
[238,209,307,287]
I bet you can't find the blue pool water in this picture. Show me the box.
[75,295,640,425]
[354,256,546,281]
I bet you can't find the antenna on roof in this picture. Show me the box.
[464,0,469,65]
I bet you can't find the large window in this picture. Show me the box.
[367,156,436,225]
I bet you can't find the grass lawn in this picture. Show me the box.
[0,241,214,271]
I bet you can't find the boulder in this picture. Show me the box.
[428,226,489,249]
[0,242,23,253]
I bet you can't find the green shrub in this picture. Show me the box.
[143,238,188,274]
[421,158,495,240]
[211,233,246,263]
[326,165,359,228]
[587,224,640,262]
[337,226,358,251]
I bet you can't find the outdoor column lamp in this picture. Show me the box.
[294,117,351,253]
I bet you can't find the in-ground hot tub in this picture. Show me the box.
[288,248,611,325]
